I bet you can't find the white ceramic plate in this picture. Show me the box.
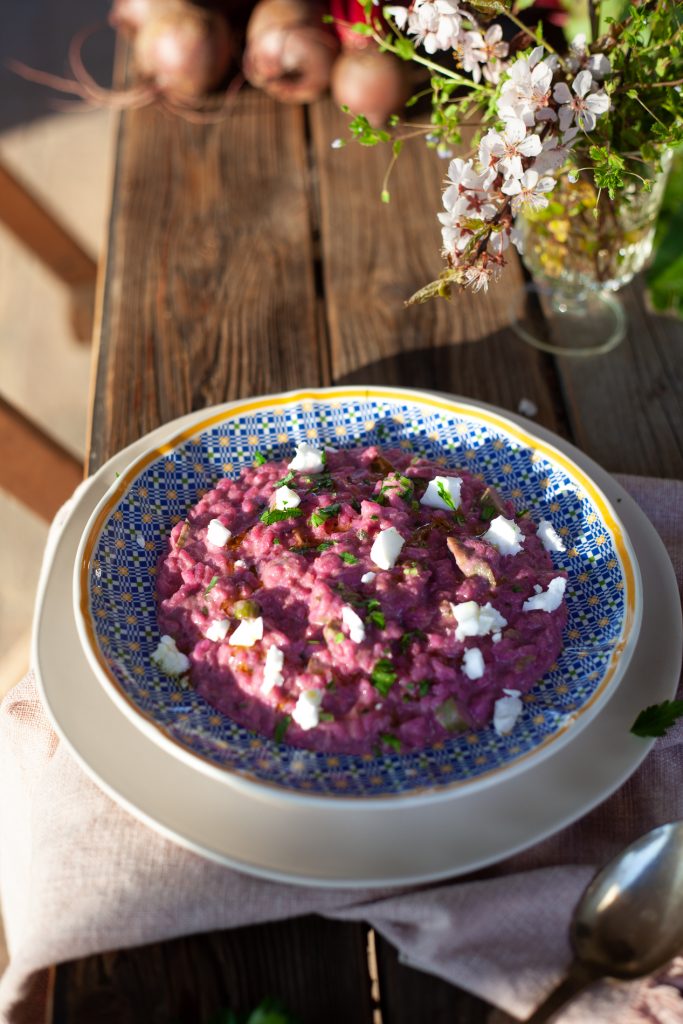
[72,388,642,803]
[33,394,682,886]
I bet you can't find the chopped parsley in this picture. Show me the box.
[417,679,432,698]
[260,507,303,525]
[334,631,344,643]
[371,658,397,697]
[479,504,497,521]
[317,541,334,552]
[253,451,268,466]
[309,503,341,528]
[339,551,359,564]
[400,629,426,652]
[631,700,683,738]
[308,472,335,494]
[203,575,219,596]
[366,599,385,629]
[403,562,420,576]
[436,480,457,510]
[273,715,291,743]
[380,733,402,753]
[319,711,335,722]
[274,470,296,488]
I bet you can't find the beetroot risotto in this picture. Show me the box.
[154,444,568,754]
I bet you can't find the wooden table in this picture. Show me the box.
[53,82,683,1023]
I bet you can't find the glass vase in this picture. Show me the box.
[510,152,671,357]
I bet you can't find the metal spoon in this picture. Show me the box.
[524,821,683,1023]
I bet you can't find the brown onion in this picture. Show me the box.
[243,0,339,104]
[134,3,235,101]
[331,49,412,127]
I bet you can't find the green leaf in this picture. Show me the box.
[204,575,219,596]
[253,451,268,466]
[381,189,391,203]
[631,700,683,738]
[371,658,397,696]
[274,471,296,488]
[436,479,456,510]
[260,507,304,525]
[367,608,386,629]
[309,503,341,528]
[273,715,292,744]
[392,139,403,158]
[394,35,415,60]
[646,150,683,317]
[380,732,402,752]
[340,551,359,564]
[350,21,373,34]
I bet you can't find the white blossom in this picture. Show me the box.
[498,50,556,126]
[457,24,508,84]
[533,127,579,174]
[479,119,542,181]
[568,34,612,79]
[404,0,462,54]
[463,263,493,292]
[502,168,556,213]
[553,70,610,132]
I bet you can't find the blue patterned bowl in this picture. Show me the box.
[74,388,642,801]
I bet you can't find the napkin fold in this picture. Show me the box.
[1,475,681,1024]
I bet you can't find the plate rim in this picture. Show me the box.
[31,392,681,887]
[71,386,643,804]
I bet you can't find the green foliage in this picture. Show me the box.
[646,150,683,317]
[631,700,683,738]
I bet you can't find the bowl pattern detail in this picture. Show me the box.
[77,390,638,797]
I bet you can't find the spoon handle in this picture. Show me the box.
[524,962,601,1024]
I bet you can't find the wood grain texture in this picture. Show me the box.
[52,917,375,1024]
[556,280,683,478]
[88,91,322,472]
[308,99,569,441]
[374,939,498,1024]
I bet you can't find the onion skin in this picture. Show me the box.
[331,49,413,127]
[134,4,235,101]
[243,0,339,104]
[109,0,169,34]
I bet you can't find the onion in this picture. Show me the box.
[134,3,235,101]
[109,0,169,34]
[243,0,339,104]
[331,49,412,127]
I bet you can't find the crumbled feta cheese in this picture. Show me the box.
[205,618,230,642]
[537,519,566,553]
[523,576,567,613]
[370,527,405,570]
[517,397,538,417]
[234,559,246,568]
[360,571,376,584]
[292,688,323,730]
[136,533,146,549]
[420,475,463,511]
[229,616,264,647]
[274,484,301,511]
[342,605,366,644]
[451,600,507,642]
[493,689,523,735]
[482,515,524,556]
[207,518,232,547]
[151,635,190,675]
[288,441,325,474]
[492,630,503,644]
[261,645,284,694]
[462,647,485,680]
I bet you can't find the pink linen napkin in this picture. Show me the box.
[0,475,681,1024]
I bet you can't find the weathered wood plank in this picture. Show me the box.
[374,936,497,1024]
[555,280,683,478]
[307,98,568,440]
[88,90,323,472]
[52,917,375,1024]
